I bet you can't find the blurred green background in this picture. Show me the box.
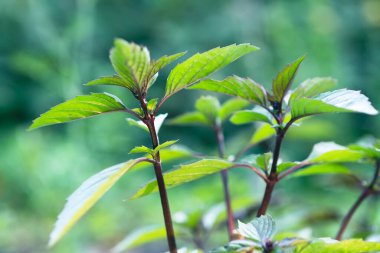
[1,0,380,252]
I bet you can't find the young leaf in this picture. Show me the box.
[153,140,179,155]
[131,159,233,199]
[289,77,337,102]
[250,215,276,243]
[191,76,268,107]
[195,96,221,122]
[219,98,250,121]
[29,93,126,130]
[110,44,137,91]
[127,113,168,133]
[256,153,273,172]
[249,124,276,146]
[230,110,272,125]
[129,145,153,155]
[85,75,134,90]
[111,226,167,253]
[271,55,305,103]
[290,89,378,119]
[48,158,149,247]
[165,44,258,97]
[147,98,158,113]
[114,38,150,87]
[306,142,364,163]
[127,118,149,132]
[168,112,209,126]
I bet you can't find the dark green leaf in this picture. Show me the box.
[291,89,378,119]
[191,76,268,106]
[29,93,126,130]
[165,44,258,97]
[131,159,233,199]
[272,56,305,103]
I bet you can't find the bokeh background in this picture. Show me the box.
[1,0,380,252]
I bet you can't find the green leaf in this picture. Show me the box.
[109,44,137,91]
[290,77,337,102]
[111,226,167,253]
[126,118,149,132]
[131,159,233,199]
[237,215,275,244]
[195,96,221,122]
[113,38,150,87]
[249,124,276,145]
[147,98,158,113]
[210,240,257,253]
[165,44,258,97]
[129,145,153,155]
[153,140,179,155]
[277,161,299,173]
[349,136,380,160]
[191,76,268,107]
[126,113,168,133]
[295,239,380,253]
[230,110,271,125]
[48,158,148,247]
[291,163,350,178]
[29,93,126,130]
[145,52,186,87]
[85,75,134,90]
[271,55,305,103]
[219,98,250,121]
[306,142,364,163]
[256,153,273,172]
[168,112,209,126]
[291,89,378,119]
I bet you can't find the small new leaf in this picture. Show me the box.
[129,146,154,155]
[131,159,233,199]
[153,140,179,155]
[29,93,126,130]
[147,98,158,113]
[48,158,149,247]
[165,44,258,97]
[271,55,305,103]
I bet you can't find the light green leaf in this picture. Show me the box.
[126,113,167,134]
[250,215,276,242]
[147,98,158,113]
[153,140,179,155]
[109,44,137,91]
[29,93,126,130]
[291,89,378,119]
[195,96,220,122]
[306,142,364,163]
[165,44,258,97]
[256,153,273,172]
[291,163,350,178]
[296,239,380,253]
[168,112,209,126]
[290,77,337,102]
[114,38,150,87]
[349,136,380,160]
[48,158,148,247]
[272,55,305,103]
[131,159,233,199]
[85,75,134,90]
[249,124,276,145]
[111,226,167,253]
[145,52,186,87]
[129,146,153,155]
[277,161,299,173]
[219,98,250,121]
[230,110,272,125]
[126,118,149,132]
[210,239,257,253]
[191,76,268,107]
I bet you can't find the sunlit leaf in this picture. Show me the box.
[153,140,179,155]
[290,163,350,178]
[147,98,158,113]
[306,142,363,163]
[127,114,167,133]
[210,239,257,253]
[131,159,233,199]
[271,56,305,103]
[111,226,167,253]
[29,93,126,130]
[295,239,380,253]
[249,124,276,145]
[165,44,258,97]
[85,75,134,90]
[230,110,272,125]
[126,118,149,132]
[291,89,378,119]
[219,98,250,121]
[48,158,148,247]
[191,76,268,107]
[129,145,153,155]
[290,77,337,102]
[195,96,221,122]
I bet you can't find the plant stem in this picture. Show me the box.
[336,161,380,240]
[257,128,285,216]
[140,97,177,253]
[214,121,235,240]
